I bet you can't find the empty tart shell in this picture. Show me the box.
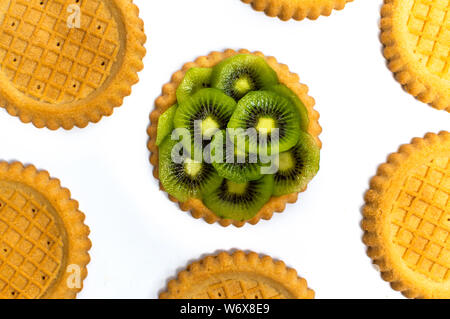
[0,0,146,129]
[160,250,315,299]
[241,0,354,21]
[147,48,322,227]
[362,131,449,298]
[380,0,449,111]
[0,161,91,299]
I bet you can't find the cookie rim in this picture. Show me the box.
[380,0,450,111]
[159,250,315,299]
[147,48,322,227]
[0,161,91,299]
[362,131,450,299]
[241,0,353,21]
[0,0,147,130]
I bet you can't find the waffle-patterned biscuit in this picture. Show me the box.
[0,0,146,129]
[381,0,449,111]
[362,131,449,298]
[241,0,353,21]
[160,251,315,299]
[147,48,322,227]
[0,162,91,299]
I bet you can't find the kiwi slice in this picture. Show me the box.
[203,175,274,221]
[273,131,320,197]
[176,68,213,103]
[211,54,279,101]
[209,130,263,183]
[174,88,237,154]
[159,137,223,202]
[156,104,178,146]
[268,84,309,132]
[227,91,301,154]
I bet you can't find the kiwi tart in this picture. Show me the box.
[148,49,321,227]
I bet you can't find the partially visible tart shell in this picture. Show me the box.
[147,49,322,227]
[362,131,450,298]
[0,161,91,299]
[241,0,353,21]
[160,250,315,299]
[0,0,146,129]
[380,0,449,111]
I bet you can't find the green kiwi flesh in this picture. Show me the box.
[159,137,223,202]
[211,54,279,101]
[268,84,309,132]
[176,68,213,103]
[174,88,237,153]
[210,130,263,183]
[156,104,178,146]
[227,91,301,154]
[273,131,320,196]
[203,175,274,221]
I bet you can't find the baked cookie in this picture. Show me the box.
[362,131,449,298]
[0,161,91,299]
[148,49,322,227]
[0,0,146,129]
[381,0,449,111]
[160,251,314,299]
[241,0,353,21]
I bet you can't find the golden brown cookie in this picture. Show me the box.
[160,251,315,299]
[147,48,322,227]
[381,0,449,111]
[241,0,353,21]
[362,131,449,298]
[0,0,146,129]
[0,161,91,299]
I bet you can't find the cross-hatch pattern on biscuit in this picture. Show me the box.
[0,183,64,299]
[390,157,449,283]
[0,0,120,104]
[193,278,284,299]
[407,0,450,80]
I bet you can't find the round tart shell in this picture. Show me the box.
[0,162,91,299]
[241,0,353,21]
[0,0,146,130]
[147,49,322,227]
[159,250,315,299]
[362,131,450,299]
[380,0,449,111]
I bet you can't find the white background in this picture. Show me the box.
[0,0,449,299]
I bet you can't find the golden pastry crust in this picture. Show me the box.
[380,0,449,111]
[160,250,315,299]
[0,0,146,130]
[147,48,322,227]
[362,131,450,299]
[241,0,353,21]
[0,161,91,299]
